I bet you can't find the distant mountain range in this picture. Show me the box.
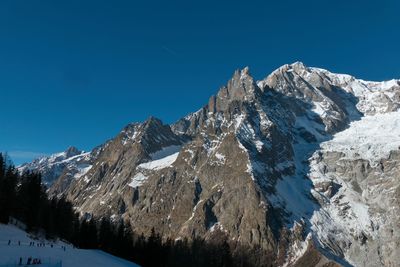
[20,62,400,267]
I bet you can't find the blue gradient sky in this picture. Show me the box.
[1,0,399,164]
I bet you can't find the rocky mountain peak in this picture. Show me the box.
[65,146,81,158]
[260,61,311,88]
[141,117,173,136]
[272,61,307,74]
[141,116,165,133]
[232,66,251,79]
[228,66,255,94]
[290,61,307,69]
[118,116,183,152]
[144,116,162,126]
[271,61,308,74]
[290,61,308,72]
[208,67,260,113]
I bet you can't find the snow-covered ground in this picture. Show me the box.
[0,224,140,267]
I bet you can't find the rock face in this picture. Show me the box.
[23,62,400,266]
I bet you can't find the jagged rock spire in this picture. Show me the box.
[208,67,260,113]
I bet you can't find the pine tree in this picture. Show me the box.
[98,217,113,250]
[0,153,5,178]
[16,171,44,230]
[0,155,17,223]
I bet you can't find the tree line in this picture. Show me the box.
[0,153,273,267]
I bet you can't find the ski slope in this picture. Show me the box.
[0,224,140,267]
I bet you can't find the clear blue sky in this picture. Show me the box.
[1,0,399,164]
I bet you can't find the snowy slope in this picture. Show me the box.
[320,111,400,165]
[0,224,140,267]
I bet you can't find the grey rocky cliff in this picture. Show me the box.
[24,62,400,267]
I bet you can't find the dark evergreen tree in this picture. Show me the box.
[55,197,75,240]
[79,218,98,248]
[17,172,46,229]
[0,155,17,223]
[98,217,113,250]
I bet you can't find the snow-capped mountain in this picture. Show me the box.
[23,62,400,267]
[17,145,109,196]
[18,146,94,186]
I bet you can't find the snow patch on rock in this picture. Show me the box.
[128,172,149,188]
[149,145,181,160]
[139,153,179,170]
[74,165,93,179]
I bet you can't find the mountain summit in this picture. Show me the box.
[23,63,400,267]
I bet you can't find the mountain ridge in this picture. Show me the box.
[20,62,400,267]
